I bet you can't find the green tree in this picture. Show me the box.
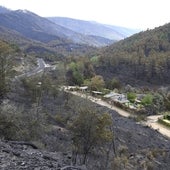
[66,62,84,86]
[70,106,112,164]
[141,94,153,106]
[72,70,84,85]
[90,75,105,91]
[127,92,136,103]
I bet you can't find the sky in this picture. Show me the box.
[0,0,170,30]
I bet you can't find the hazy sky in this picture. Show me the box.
[0,0,170,30]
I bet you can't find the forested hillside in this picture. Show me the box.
[97,23,170,85]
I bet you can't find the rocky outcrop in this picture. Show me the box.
[0,140,86,170]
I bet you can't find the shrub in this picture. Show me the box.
[0,102,47,141]
[141,94,153,106]
[0,111,18,140]
[127,92,136,103]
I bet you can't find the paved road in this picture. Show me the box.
[16,58,46,79]
[66,90,170,139]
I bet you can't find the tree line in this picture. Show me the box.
[97,23,170,85]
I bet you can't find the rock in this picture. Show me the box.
[0,140,73,170]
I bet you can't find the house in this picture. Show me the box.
[91,91,103,96]
[79,86,88,92]
[63,86,78,91]
[104,92,119,98]
[104,92,129,104]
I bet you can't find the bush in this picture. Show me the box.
[127,92,136,103]
[0,102,47,141]
[0,111,18,140]
[141,94,153,106]
[90,75,105,91]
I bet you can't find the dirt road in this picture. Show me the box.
[68,90,170,139]
[16,58,47,79]
[143,115,170,138]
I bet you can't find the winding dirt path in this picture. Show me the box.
[143,115,170,138]
[68,90,170,139]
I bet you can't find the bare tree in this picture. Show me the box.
[0,41,13,102]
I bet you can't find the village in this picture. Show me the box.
[64,85,145,111]
[63,85,170,135]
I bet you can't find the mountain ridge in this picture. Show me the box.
[47,17,140,41]
[0,7,114,47]
[0,6,11,13]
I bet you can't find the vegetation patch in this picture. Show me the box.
[158,113,170,128]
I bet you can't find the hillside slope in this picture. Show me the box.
[0,25,97,60]
[96,23,170,86]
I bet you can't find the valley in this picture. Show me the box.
[0,5,170,170]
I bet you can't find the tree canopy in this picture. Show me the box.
[70,106,112,164]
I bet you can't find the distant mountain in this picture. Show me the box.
[96,23,170,86]
[0,6,11,13]
[0,6,139,48]
[105,24,140,38]
[47,17,139,41]
[0,24,97,59]
[0,9,68,43]
[0,12,97,58]
[0,8,114,47]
